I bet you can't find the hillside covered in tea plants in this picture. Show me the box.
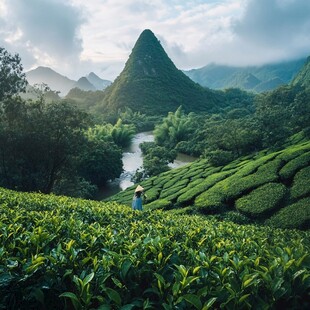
[109,138,310,230]
[0,187,309,309]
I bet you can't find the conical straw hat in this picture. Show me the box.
[135,185,144,192]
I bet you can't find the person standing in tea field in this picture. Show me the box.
[132,185,147,211]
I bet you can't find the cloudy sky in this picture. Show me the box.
[1,0,309,81]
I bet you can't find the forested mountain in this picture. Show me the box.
[97,29,222,116]
[291,56,310,87]
[184,58,306,92]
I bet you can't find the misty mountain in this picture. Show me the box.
[87,72,112,90]
[98,29,221,116]
[184,58,306,92]
[26,66,76,96]
[74,77,96,91]
[26,66,111,96]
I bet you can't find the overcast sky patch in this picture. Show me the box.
[0,0,309,80]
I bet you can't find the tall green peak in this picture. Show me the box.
[124,29,177,78]
[99,29,220,116]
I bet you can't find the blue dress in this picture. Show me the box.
[132,196,143,211]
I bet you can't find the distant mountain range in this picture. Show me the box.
[184,58,307,92]
[26,66,111,96]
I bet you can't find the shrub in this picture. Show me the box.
[215,211,251,225]
[234,153,277,178]
[265,197,310,229]
[1,187,309,309]
[144,199,172,210]
[290,166,310,199]
[178,171,233,206]
[279,151,310,181]
[205,149,235,166]
[226,158,282,198]
[145,187,160,202]
[236,183,287,218]
[160,184,187,199]
[278,141,310,161]
[196,190,227,214]
[163,176,189,189]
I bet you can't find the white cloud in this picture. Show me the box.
[0,0,309,81]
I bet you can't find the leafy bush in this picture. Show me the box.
[144,199,172,210]
[236,183,287,218]
[215,211,251,225]
[279,151,310,181]
[265,198,310,229]
[0,187,309,309]
[205,149,235,166]
[179,171,233,206]
[290,166,310,199]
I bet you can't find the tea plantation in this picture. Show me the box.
[110,140,310,230]
[0,188,309,309]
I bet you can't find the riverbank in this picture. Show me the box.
[97,131,196,199]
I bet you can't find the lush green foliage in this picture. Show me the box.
[110,140,310,230]
[291,166,310,199]
[154,107,194,149]
[0,96,123,198]
[85,119,136,148]
[0,99,89,193]
[236,183,287,218]
[0,47,28,100]
[266,198,310,230]
[136,142,177,179]
[0,187,309,309]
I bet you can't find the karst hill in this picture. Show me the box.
[98,29,222,116]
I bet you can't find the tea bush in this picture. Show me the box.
[236,183,287,218]
[0,187,309,309]
[279,151,310,181]
[265,197,310,229]
[290,166,310,199]
[109,140,310,229]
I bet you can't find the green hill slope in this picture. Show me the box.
[97,29,222,116]
[0,187,309,308]
[109,139,310,230]
[291,56,310,87]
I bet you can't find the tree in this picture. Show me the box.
[0,47,27,100]
[139,142,176,177]
[79,139,123,187]
[154,106,194,148]
[0,98,90,193]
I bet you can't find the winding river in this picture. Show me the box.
[98,132,196,199]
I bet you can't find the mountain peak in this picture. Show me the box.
[99,29,219,115]
[124,29,174,79]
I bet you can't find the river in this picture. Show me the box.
[97,131,196,199]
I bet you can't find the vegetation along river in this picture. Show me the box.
[98,131,196,199]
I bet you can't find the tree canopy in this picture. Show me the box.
[0,47,27,100]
